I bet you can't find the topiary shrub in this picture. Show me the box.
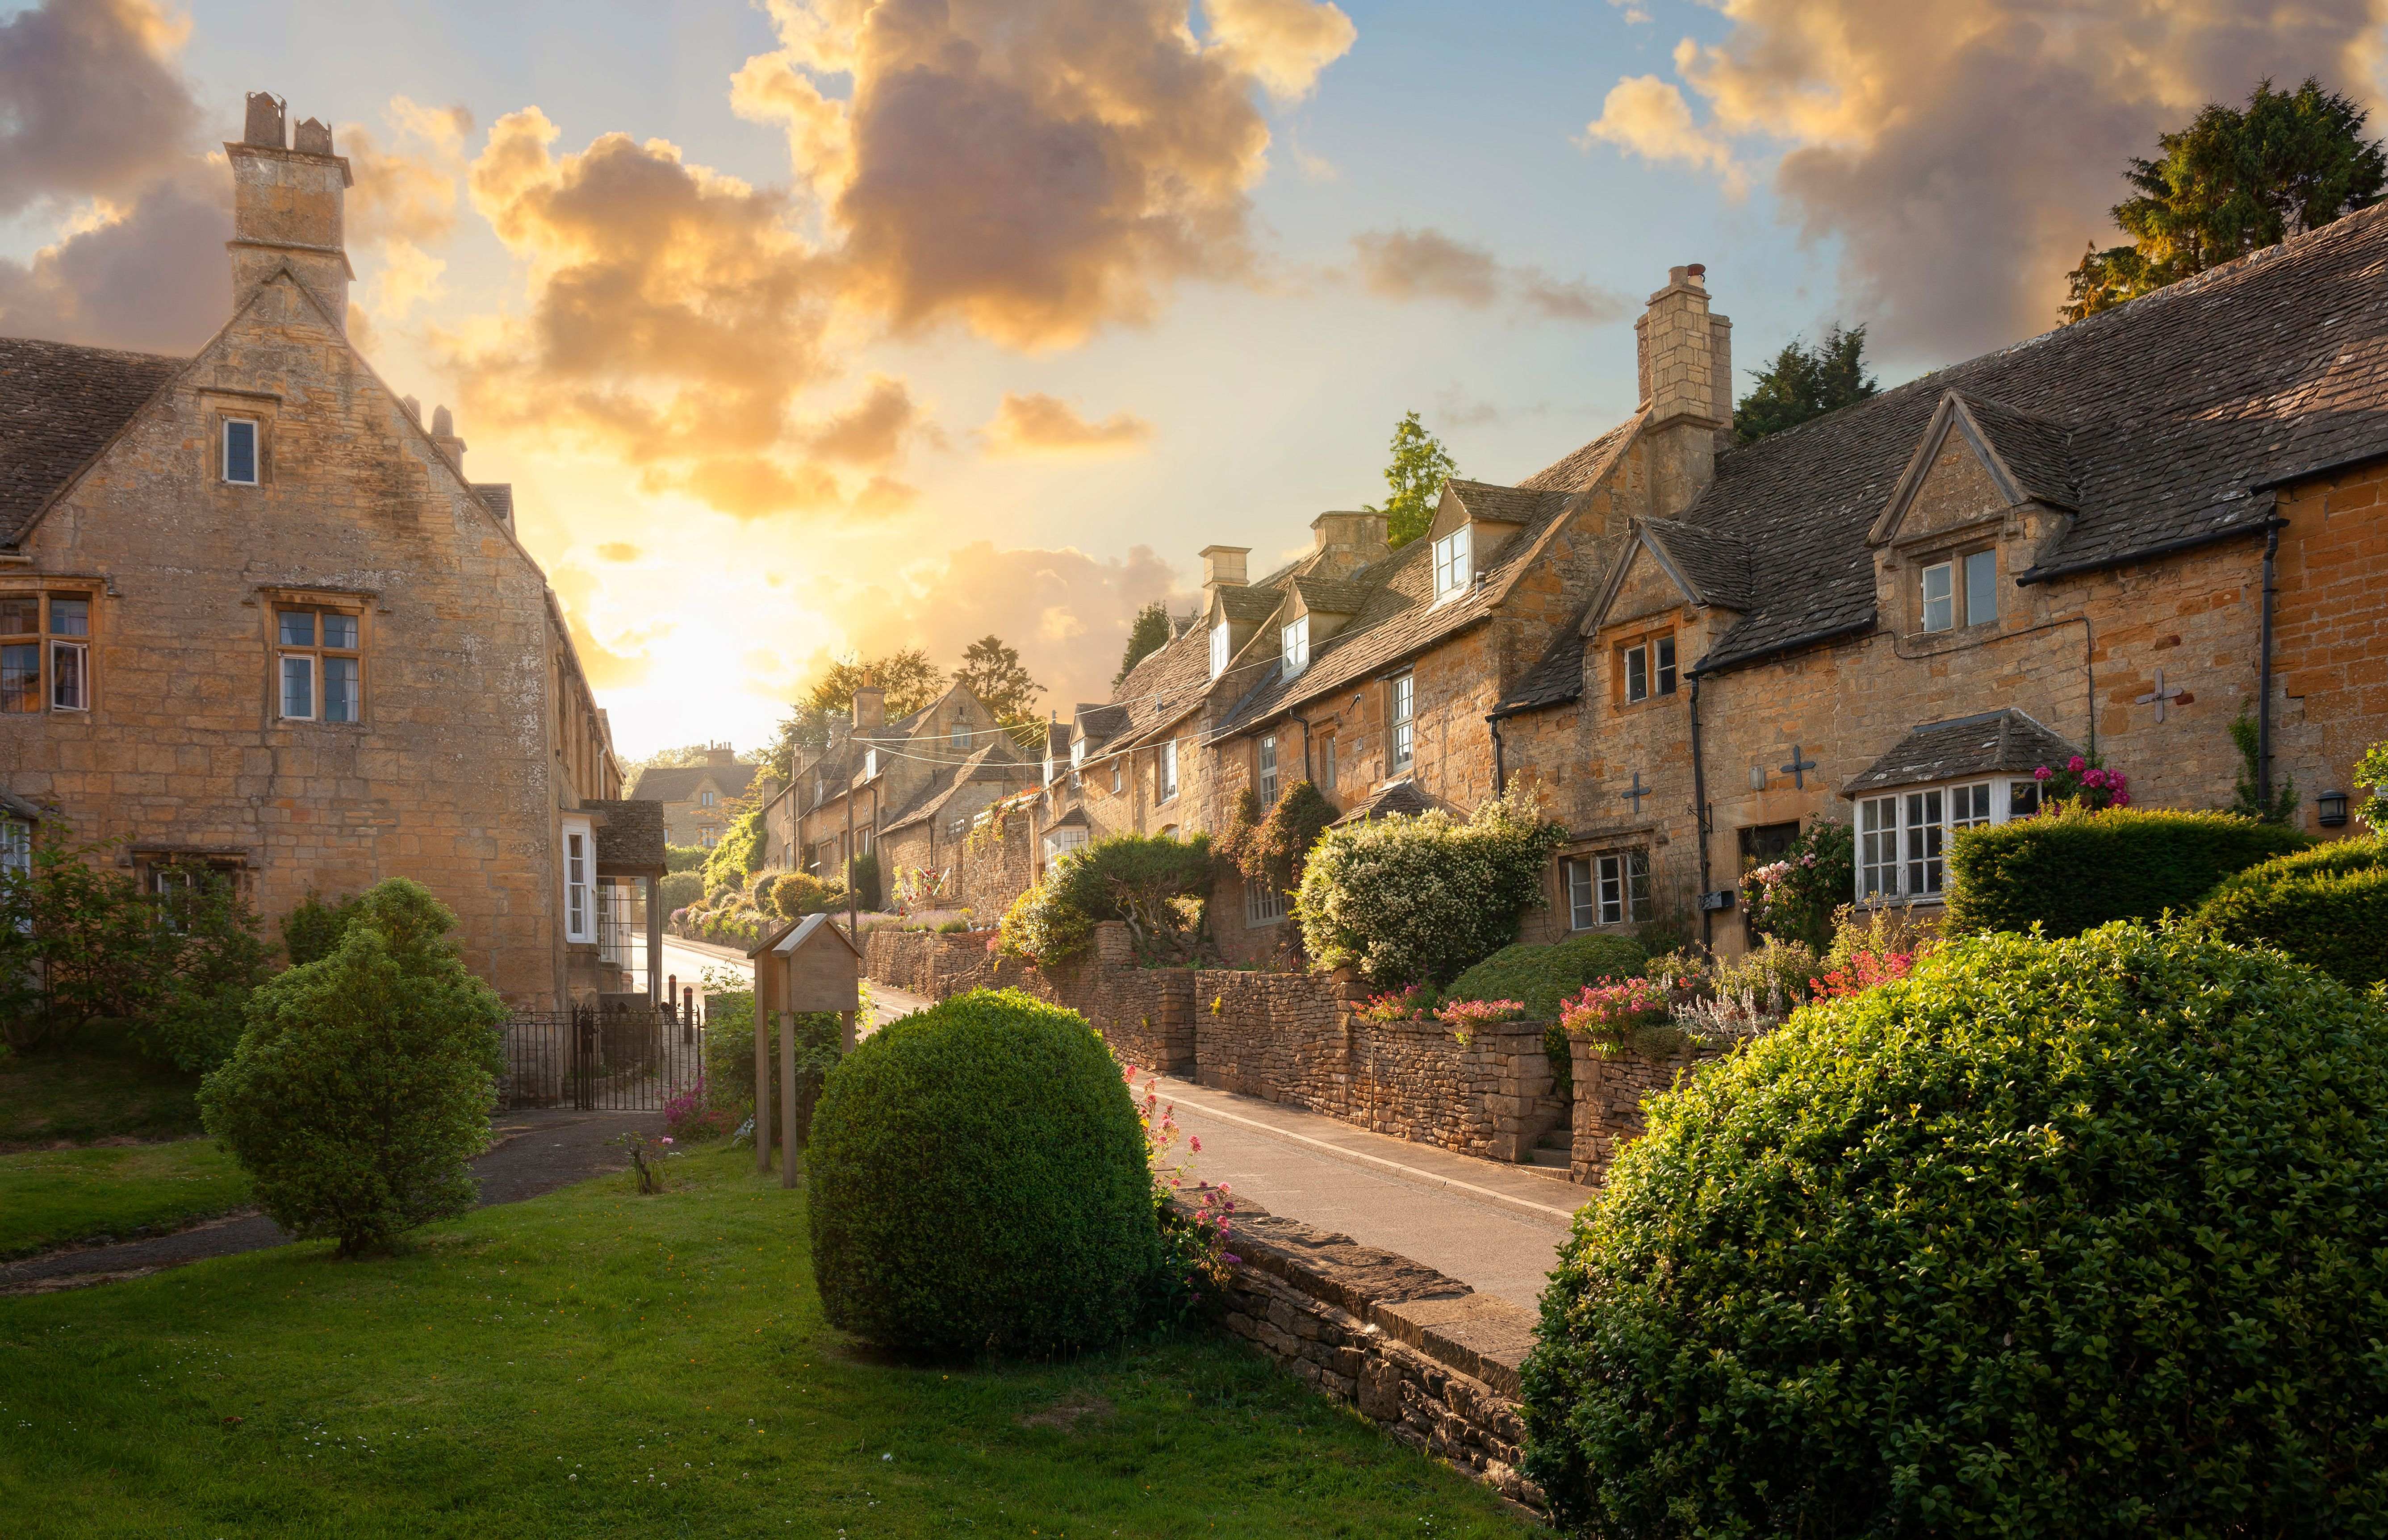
[2192,834,2388,988]
[1295,794,1566,987]
[1945,806,2307,937]
[198,879,503,1256]
[1522,923,2388,1536]
[808,989,1158,1358]
[764,870,844,920]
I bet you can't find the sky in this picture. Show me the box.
[4,0,2385,760]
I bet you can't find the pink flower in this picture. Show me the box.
[1189,1135,1202,1153]
[659,1136,673,1146]
[2082,768,2108,789]
[2034,765,2053,781]
[2112,791,2131,806]
[2068,755,2087,772]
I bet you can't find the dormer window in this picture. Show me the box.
[1920,549,1998,634]
[1210,621,1231,679]
[1621,633,1677,704]
[1280,617,1309,678]
[222,418,260,485]
[865,748,878,779]
[1432,526,1471,600]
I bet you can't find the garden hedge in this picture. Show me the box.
[2193,834,2388,988]
[1446,935,1648,1022]
[1294,795,1566,986]
[1521,923,2388,1536]
[1944,806,2307,936]
[807,989,1157,1358]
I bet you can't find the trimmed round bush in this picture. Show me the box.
[1447,935,1648,1021]
[1945,806,2307,937]
[199,879,503,1256]
[808,989,1158,1357]
[2194,834,2388,988]
[1522,923,2388,1536]
[657,869,703,913]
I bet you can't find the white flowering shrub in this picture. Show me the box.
[1294,794,1565,987]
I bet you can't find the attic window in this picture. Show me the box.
[222,418,260,485]
[865,748,878,779]
[1209,621,1231,679]
[1432,526,1472,600]
[1280,617,1309,678]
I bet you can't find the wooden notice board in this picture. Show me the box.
[744,913,863,1185]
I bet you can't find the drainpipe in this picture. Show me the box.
[1486,712,1507,797]
[1291,713,1314,782]
[1689,672,1714,952]
[844,780,856,940]
[2258,520,2280,804]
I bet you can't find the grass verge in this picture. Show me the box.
[0,1139,254,1258]
[0,1043,205,1150]
[0,1143,1532,1538]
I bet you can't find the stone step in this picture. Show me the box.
[1527,1145,1572,1171]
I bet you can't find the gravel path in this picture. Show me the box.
[0,1108,652,1294]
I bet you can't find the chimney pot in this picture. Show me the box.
[432,405,453,436]
[1685,263,1706,279]
[243,92,286,149]
[402,396,421,420]
[293,117,334,156]
[1199,544,1250,595]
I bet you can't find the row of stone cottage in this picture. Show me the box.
[0,92,666,1011]
[768,226,2388,957]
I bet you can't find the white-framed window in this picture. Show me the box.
[1210,621,1231,679]
[1432,525,1472,600]
[276,608,360,723]
[1621,633,1677,704]
[1388,673,1414,770]
[222,417,260,485]
[865,748,879,779]
[1042,825,1089,868]
[1111,760,1122,795]
[1920,560,1955,633]
[1159,739,1179,801]
[562,817,594,942]
[1319,735,1337,793]
[1919,550,1998,634]
[698,790,717,808]
[2,593,93,715]
[1257,735,1278,805]
[1071,738,1085,771]
[1563,849,1650,928]
[1281,616,1310,678]
[1246,878,1288,926]
[1,818,29,879]
[1856,778,2031,902]
[1964,550,1998,627]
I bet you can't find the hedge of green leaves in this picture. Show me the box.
[1944,806,2306,936]
[998,833,1215,966]
[1447,935,1646,1021]
[2193,834,2388,988]
[1295,795,1565,986]
[1521,923,2388,1536]
[807,989,1158,1358]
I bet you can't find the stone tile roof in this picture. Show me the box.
[0,788,49,821]
[0,336,184,547]
[1954,392,2078,509]
[1842,709,2079,795]
[1074,702,1132,745]
[1331,779,1440,823]
[585,797,667,875]
[1640,518,1754,609]
[1446,480,1571,527]
[879,740,1037,835]
[472,482,515,522]
[1493,596,1597,715]
[627,760,760,804]
[1686,203,2388,672]
[1216,584,1286,623]
[1103,618,1217,751]
[1217,416,1642,736]
[1291,575,1373,615]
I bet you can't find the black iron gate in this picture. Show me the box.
[500,1003,707,1112]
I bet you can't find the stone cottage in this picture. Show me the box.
[1498,210,2388,953]
[0,92,662,1008]
[627,745,762,849]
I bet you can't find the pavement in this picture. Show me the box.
[0,1108,651,1294]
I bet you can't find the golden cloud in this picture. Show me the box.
[0,0,195,217]
[736,0,1358,349]
[1351,226,1625,324]
[1584,0,2387,355]
[981,392,1156,458]
[342,96,472,320]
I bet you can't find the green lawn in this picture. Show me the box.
[0,1139,254,1257]
[0,1043,206,1150]
[0,1145,1533,1538]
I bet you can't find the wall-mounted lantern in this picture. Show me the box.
[2318,790,2350,827]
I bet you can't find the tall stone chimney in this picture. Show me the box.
[851,684,886,733]
[1309,511,1391,576]
[1200,545,1250,605]
[705,743,737,767]
[1634,263,1732,518]
[431,405,467,468]
[226,91,354,329]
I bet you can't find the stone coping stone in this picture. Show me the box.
[1181,1189,1539,1400]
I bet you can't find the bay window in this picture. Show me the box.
[1856,777,2042,902]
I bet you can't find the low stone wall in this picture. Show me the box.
[1204,1193,1544,1515]
[1568,1033,1722,1186]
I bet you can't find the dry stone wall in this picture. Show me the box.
[1568,1032,1720,1186]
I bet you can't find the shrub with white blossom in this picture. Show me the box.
[1294,794,1565,987]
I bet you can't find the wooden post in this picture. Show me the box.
[841,1007,856,1055]
[754,997,772,1176]
[779,1006,799,1188]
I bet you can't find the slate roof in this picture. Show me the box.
[0,336,184,547]
[1446,480,1571,527]
[584,798,667,875]
[472,482,515,522]
[628,760,761,804]
[1215,584,1286,623]
[1216,415,1642,736]
[1682,202,2388,672]
[1640,518,1754,610]
[1954,393,2078,509]
[1290,576,1373,615]
[1842,709,2079,795]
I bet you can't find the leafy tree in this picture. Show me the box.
[1115,600,1172,687]
[1367,411,1457,550]
[1734,325,1878,445]
[199,879,504,1256]
[998,833,1217,966]
[953,634,1044,743]
[2064,77,2387,321]
[767,648,945,777]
